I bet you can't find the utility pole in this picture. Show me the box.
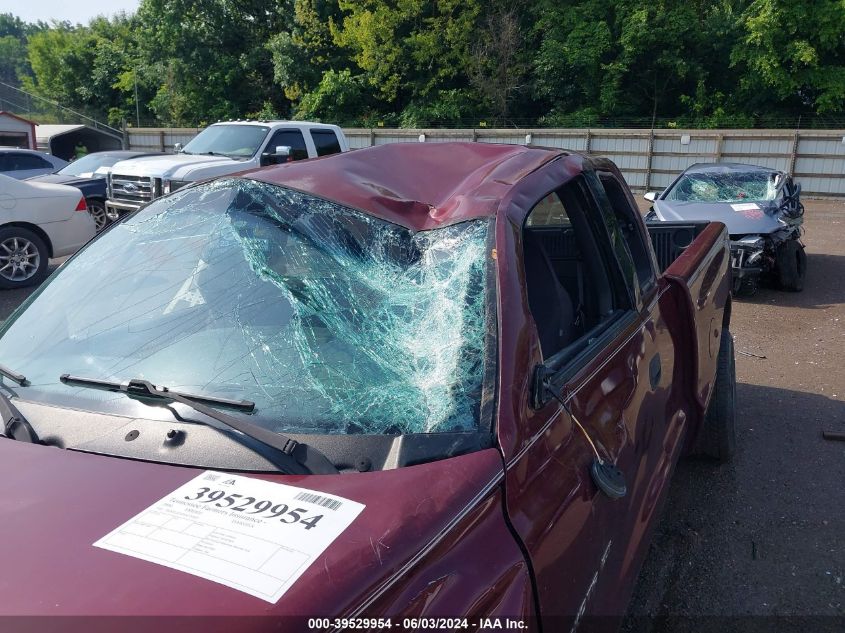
[134,69,140,127]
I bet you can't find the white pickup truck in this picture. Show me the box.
[106,121,349,218]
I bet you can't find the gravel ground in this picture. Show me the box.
[1,200,842,629]
[624,198,845,630]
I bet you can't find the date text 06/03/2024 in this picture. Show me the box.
[307,618,527,630]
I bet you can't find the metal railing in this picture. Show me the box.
[0,81,123,137]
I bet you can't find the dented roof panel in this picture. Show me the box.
[247,142,567,230]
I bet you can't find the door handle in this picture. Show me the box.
[649,353,662,389]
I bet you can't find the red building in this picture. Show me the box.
[0,111,37,149]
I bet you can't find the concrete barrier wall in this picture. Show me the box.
[126,127,845,196]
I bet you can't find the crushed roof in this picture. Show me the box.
[248,142,566,229]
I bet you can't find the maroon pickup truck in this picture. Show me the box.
[0,143,733,631]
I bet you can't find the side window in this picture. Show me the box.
[598,174,656,297]
[523,178,632,360]
[266,130,308,161]
[9,153,51,170]
[311,129,342,157]
[525,193,570,227]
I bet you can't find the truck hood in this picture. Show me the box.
[0,439,503,617]
[109,154,246,180]
[653,199,784,236]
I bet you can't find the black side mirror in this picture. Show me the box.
[260,145,292,167]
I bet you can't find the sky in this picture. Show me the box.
[0,0,140,24]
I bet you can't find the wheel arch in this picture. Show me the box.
[0,222,54,258]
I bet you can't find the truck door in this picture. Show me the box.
[588,170,690,611]
[504,173,658,628]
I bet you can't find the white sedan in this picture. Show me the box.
[0,174,96,289]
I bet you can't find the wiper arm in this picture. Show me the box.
[0,363,29,386]
[59,375,338,475]
[0,390,40,443]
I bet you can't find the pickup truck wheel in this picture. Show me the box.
[696,330,736,463]
[777,240,806,292]
[0,227,49,289]
[87,200,110,232]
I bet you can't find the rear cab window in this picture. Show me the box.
[310,129,343,157]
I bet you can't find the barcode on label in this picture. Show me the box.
[294,492,342,511]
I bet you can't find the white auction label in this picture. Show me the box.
[731,202,759,211]
[94,471,365,603]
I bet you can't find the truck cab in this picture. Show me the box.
[0,144,734,630]
[106,121,348,218]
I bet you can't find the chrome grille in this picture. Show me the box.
[110,174,154,204]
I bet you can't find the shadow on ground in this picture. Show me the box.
[622,383,845,631]
[737,253,845,310]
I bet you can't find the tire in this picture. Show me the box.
[696,330,737,463]
[87,199,110,233]
[777,239,806,292]
[0,226,49,289]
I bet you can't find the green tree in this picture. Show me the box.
[467,6,529,124]
[0,35,27,85]
[0,13,39,86]
[268,0,347,103]
[732,0,845,116]
[532,0,753,126]
[22,15,143,126]
[332,0,484,118]
[136,0,292,125]
[295,68,369,123]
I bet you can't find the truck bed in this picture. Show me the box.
[646,221,710,272]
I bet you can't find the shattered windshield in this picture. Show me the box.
[666,171,779,203]
[0,179,493,435]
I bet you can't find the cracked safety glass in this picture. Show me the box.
[666,171,779,203]
[0,179,493,436]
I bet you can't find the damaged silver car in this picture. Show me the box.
[644,163,805,294]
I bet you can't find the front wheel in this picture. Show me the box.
[87,199,110,233]
[777,240,806,292]
[0,227,49,289]
[695,330,736,463]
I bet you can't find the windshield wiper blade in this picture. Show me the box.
[62,375,254,410]
[59,375,338,475]
[0,363,29,386]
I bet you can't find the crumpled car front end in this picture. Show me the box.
[650,164,805,294]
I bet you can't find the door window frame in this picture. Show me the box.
[523,173,641,407]
[594,170,659,306]
[264,129,309,161]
